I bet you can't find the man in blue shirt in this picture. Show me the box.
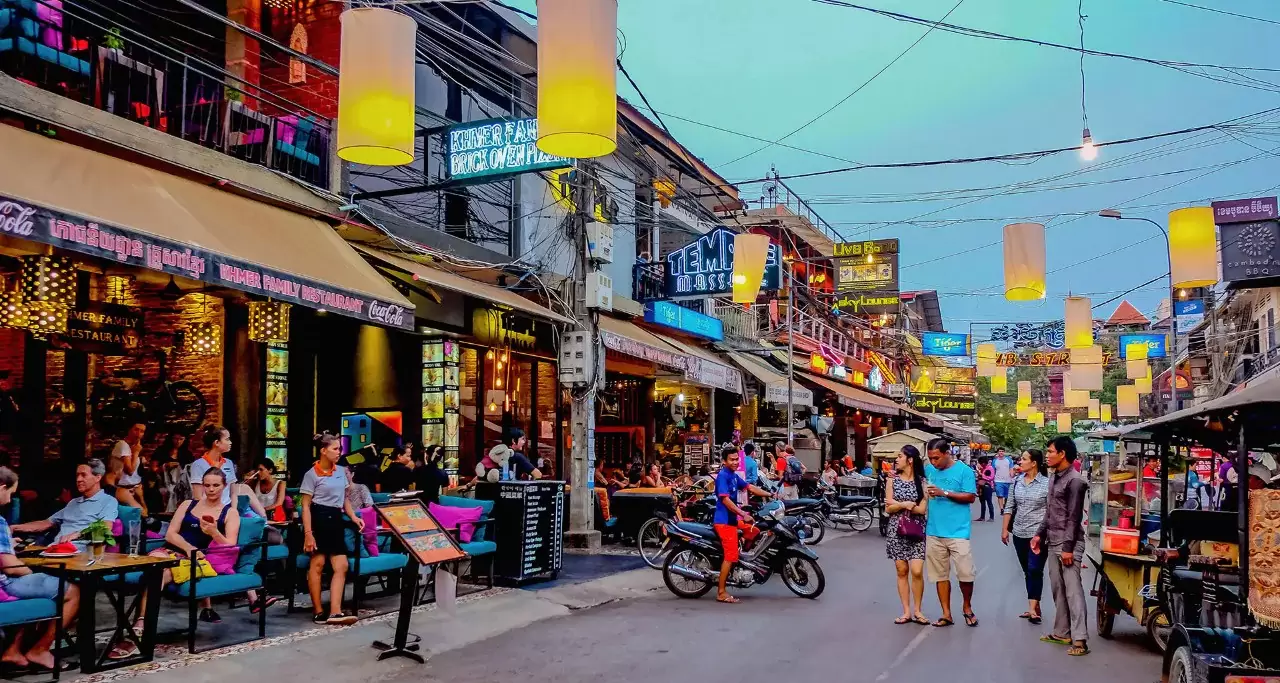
[923,439,978,627]
[713,446,772,603]
[741,443,759,486]
[14,459,118,543]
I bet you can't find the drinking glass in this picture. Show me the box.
[91,541,105,562]
[127,520,141,558]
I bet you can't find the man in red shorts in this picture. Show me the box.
[714,445,773,603]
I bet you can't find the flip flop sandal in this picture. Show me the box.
[894,616,912,625]
[251,596,281,614]
[1040,635,1071,645]
[716,595,741,604]
[107,640,138,660]
[964,612,979,627]
[912,615,931,625]
[1068,644,1090,656]
[1029,615,1043,625]
[1018,612,1035,619]
[933,617,954,627]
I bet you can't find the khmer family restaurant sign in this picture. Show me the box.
[444,117,572,183]
[663,228,782,299]
[0,197,413,329]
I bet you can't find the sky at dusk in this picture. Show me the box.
[509,0,1280,332]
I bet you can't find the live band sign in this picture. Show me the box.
[0,196,413,330]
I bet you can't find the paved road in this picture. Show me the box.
[414,522,1163,683]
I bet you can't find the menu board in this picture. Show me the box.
[376,500,465,566]
[422,339,461,475]
[264,343,289,476]
[476,481,565,582]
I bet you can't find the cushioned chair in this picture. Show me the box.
[0,573,64,679]
[436,495,495,589]
[0,0,89,78]
[164,516,269,654]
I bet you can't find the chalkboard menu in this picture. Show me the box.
[475,480,565,583]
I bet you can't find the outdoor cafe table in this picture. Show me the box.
[24,552,178,673]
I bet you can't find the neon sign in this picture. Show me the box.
[663,228,782,298]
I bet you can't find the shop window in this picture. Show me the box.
[535,360,558,477]
[511,358,533,441]
[458,347,478,477]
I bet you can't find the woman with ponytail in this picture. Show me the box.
[299,432,363,625]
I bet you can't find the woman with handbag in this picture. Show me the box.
[1001,448,1050,624]
[885,445,929,625]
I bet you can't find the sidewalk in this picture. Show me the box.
[76,566,663,683]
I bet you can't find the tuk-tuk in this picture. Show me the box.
[1105,377,1280,683]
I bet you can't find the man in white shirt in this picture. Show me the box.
[992,447,1014,514]
[110,422,146,495]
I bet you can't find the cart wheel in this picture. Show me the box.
[1096,573,1116,639]
[1168,646,1207,683]
[1144,606,1171,654]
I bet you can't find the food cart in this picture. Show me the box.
[1104,378,1280,683]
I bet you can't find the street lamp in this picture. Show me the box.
[1098,209,1176,415]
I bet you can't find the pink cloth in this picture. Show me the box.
[205,543,239,575]
[429,502,483,543]
[359,507,380,557]
[0,587,16,603]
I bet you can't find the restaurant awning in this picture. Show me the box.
[598,316,687,370]
[353,244,575,325]
[798,371,903,416]
[657,335,744,394]
[0,123,413,328]
[726,351,814,407]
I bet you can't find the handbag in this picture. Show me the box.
[170,553,218,584]
[897,514,926,542]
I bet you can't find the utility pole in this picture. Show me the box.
[566,164,601,551]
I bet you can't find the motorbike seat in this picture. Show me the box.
[836,495,874,507]
[675,521,719,539]
[782,498,819,511]
[1173,568,1240,586]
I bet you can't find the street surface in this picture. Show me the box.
[414,522,1161,683]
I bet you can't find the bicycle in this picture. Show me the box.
[0,370,20,435]
[89,347,206,433]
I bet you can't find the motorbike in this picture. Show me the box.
[637,487,717,569]
[813,481,877,532]
[660,501,825,600]
[759,476,826,544]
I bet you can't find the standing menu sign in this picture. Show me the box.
[376,500,466,566]
[475,481,564,583]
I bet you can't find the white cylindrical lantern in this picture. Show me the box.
[1056,412,1072,433]
[1064,296,1093,349]
[1127,341,1149,380]
[1101,404,1112,422]
[976,342,998,377]
[1017,380,1032,406]
[1088,398,1101,419]
[1070,345,1104,391]
[1117,384,1139,417]
[536,0,618,159]
[990,371,1007,394]
[337,8,417,166]
[1031,412,1044,428]
[1004,222,1046,301]
[1016,404,1031,419]
[1136,367,1153,395]
[732,233,771,304]
[1168,207,1218,289]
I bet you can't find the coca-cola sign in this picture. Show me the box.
[0,194,414,330]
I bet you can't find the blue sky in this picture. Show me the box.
[511,0,1280,331]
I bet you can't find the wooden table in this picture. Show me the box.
[25,552,177,673]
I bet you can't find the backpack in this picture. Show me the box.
[783,456,804,484]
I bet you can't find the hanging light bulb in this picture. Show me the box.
[336,7,417,166]
[184,322,222,357]
[1003,223,1046,301]
[486,349,495,360]
[536,0,618,158]
[1080,128,1098,161]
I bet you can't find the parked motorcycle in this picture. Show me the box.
[660,502,826,600]
[814,481,877,532]
[779,497,827,545]
[637,488,716,569]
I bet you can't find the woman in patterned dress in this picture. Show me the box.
[885,445,929,625]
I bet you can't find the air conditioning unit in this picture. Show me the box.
[559,330,596,387]
[586,222,614,263]
[585,271,613,311]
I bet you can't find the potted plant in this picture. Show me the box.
[83,520,112,560]
[103,27,125,54]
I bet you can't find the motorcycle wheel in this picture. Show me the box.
[802,512,825,545]
[850,507,874,532]
[636,518,668,569]
[1145,606,1171,653]
[780,554,825,599]
[662,548,714,599]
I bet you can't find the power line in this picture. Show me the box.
[1159,0,1280,27]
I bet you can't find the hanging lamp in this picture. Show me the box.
[1003,223,1046,301]
[1070,345,1103,391]
[1117,385,1139,417]
[336,7,417,166]
[247,300,291,343]
[1168,207,1218,289]
[1064,296,1093,349]
[536,0,618,158]
[732,233,771,304]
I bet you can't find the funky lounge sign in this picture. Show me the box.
[0,196,413,329]
[663,228,782,299]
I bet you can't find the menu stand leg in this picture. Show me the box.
[373,559,423,663]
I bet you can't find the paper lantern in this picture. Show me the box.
[20,255,74,307]
[26,302,67,335]
[1062,371,1090,408]
[1003,222,1046,301]
[1168,207,1218,289]
[1088,398,1100,419]
[1032,412,1045,428]
[1064,296,1093,349]
[990,371,1007,394]
[1017,380,1032,406]
[103,275,134,305]
[732,233,771,304]
[1127,341,1149,380]
[975,343,998,377]
[1070,345,1104,391]
[1016,404,1031,419]
[536,0,618,158]
[1117,384,1139,417]
[1136,367,1152,395]
[336,8,417,166]
[0,290,28,329]
[184,322,221,357]
[247,301,291,343]
[1101,403,1112,422]
[1056,412,1072,433]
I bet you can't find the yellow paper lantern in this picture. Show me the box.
[1168,207,1218,289]
[732,233,771,304]
[1016,404,1031,419]
[536,0,618,159]
[1101,403,1112,422]
[1088,398,1100,419]
[336,8,417,166]
[1064,296,1093,349]
[20,255,74,307]
[1062,371,1089,408]
[0,290,28,329]
[975,342,998,377]
[1003,222,1046,301]
[1033,412,1045,428]
[184,322,222,357]
[1136,367,1153,395]
[1017,380,1032,406]
[1056,412,1072,433]
[1070,345,1104,391]
[26,302,67,335]
[1117,384,1139,417]
[1127,341,1149,380]
[247,301,291,343]
[990,371,1007,394]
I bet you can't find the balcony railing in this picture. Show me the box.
[633,262,666,302]
[710,299,760,341]
[0,0,332,188]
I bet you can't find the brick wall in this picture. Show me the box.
[0,329,22,459]
[260,1,340,120]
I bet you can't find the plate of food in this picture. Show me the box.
[40,542,80,558]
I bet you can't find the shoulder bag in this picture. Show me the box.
[896,480,926,542]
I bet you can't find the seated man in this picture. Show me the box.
[0,466,79,671]
[13,459,118,543]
